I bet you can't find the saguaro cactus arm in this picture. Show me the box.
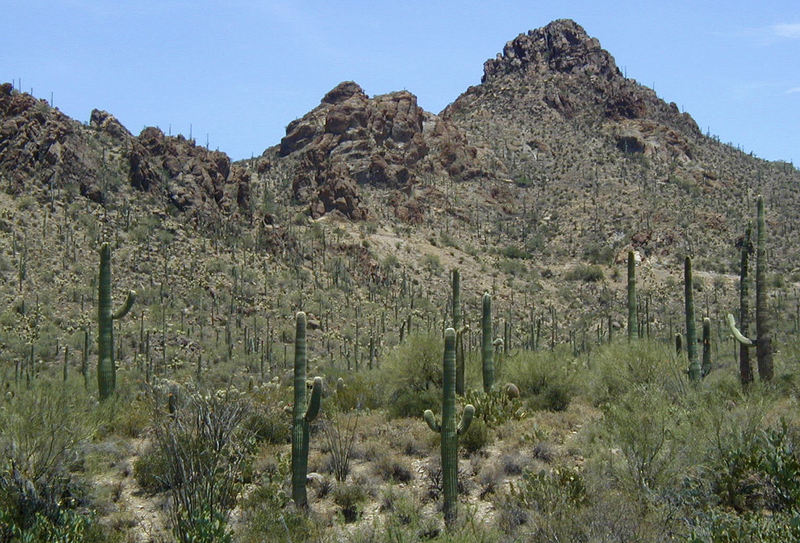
[457,405,474,436]
[423,410,440,432]
[113,291,136,320]
[305,377,322,422]
[727,313,755,346]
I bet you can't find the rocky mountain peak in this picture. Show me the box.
[482,19,620,83]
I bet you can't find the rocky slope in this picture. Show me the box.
[0,82,250,222]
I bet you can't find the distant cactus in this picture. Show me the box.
[627,251,637,340]
[675,333,683,355]
[291,311,323,509]
[701,317,711,378]
[481,292,494,393]
[423,328,474,528]
[685,257,701,381]
[727,196,773,381]
[97,243,135,400]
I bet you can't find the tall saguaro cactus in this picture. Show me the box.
[685,257,701,381]
[423,328,475,529]
[452,269,465,395]
[728,196,774,381]
[737,226,754,385]
[627,251,637,340]
[291,311,323,509]
[97,242,135,401]
[481,292,494,393]
[701,317,711,378]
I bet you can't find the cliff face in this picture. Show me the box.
[262,81,499,220]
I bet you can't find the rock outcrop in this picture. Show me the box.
[273,81,496,220]
[128,127,250,217]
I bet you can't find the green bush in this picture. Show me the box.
[461,418,491,454]
[565,264,604,282]
[380,333,444,418]
[0,378,96,539]
[333,483,368,523]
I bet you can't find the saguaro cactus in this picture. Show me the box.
[701,317,711,378]
[727,196,774,382]
[737,226,754,385]
[685,257,701,381]
[423,328,475,528]
[627,251,637,340]
[452,269,465,395]
[291,311,323,509]
[97,242,135,400]
[481,292,494,393]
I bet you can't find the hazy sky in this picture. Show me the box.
[2,1,798,163]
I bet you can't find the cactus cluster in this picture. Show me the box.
[423,328,474,528]
[97,242,135,401]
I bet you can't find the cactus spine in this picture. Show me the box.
[423,328,474,528]
[481,292,494,393]
[701,317,711,378]
[685,257,701,381]
[97,242,135,400]
[727,196,774,381]
[452,269,465,395]
[291,311,322,509]
[627,251,637,340]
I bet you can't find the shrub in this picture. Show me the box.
[461,418,492,454]
[373,454,414,483]
[333,483,368,523]
[565,264,604,282]
[150,389,252,543]
[0,379,96,539]
[380,333,444,418]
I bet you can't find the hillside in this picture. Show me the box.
[1,18,800,543]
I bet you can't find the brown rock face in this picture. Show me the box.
[277,81,493,220]
[0,83,104,201]
[128,127,250,217]
[482,19,620,83]
[90,109,132,140]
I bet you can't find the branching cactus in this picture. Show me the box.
[685,257,701,381]
[423,328,475,529]
[481,292,494,393]
[627,250,637,340]
[291,311,323,509]
[727,196,774,381]
[97,242,135,400]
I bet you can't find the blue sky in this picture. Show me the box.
[2,1,798,162]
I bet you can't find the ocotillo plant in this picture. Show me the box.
[627,251,637,340]
[701,317,711,378]
[423,328,475,529]
[291,311,323,509]
[685,257,701,381]
[727,196,774,381]
[452,269,465,395]
[97,242,135,400]
[481,292,494,393]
